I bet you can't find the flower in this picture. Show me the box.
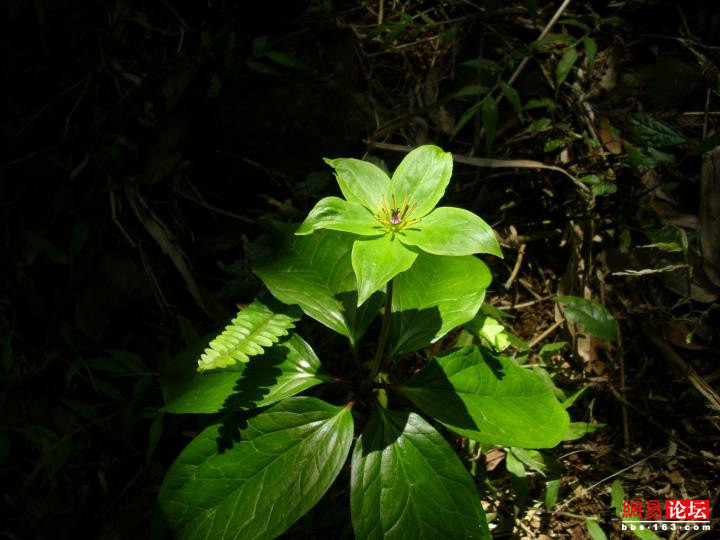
[296,145,502,304]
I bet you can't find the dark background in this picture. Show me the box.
[2,1,719,538]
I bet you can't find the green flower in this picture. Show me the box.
[296,145,502,304]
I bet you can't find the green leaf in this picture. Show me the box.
[197,299,301,371]
[628,114,686,148]
[539,341,567,363]
[388,253,491,355]
[452,84,490,98]
[563,421,604,441]
[296,196,379,236]
[557,296,617,341]
[399,346,570,448]
[610,480,663,540]
[351,409,490,539]
[387,145,453,218]
[352,235,417,306]
[581,174,617,196]
[324,157,390,211]
[583,36,598,74]
[499,81,522,117]
[462,58,502,72]
[158,397,354,539]
[450,101,483,140]
[586,518,608,540]
[528,117,552,132]
[146,413,164,465]
[482,96,498,155]
[555,47,578,87]
[251,226,383,344]
[400,206,502,257]
[465,315,511,352]
[163,334,327,414]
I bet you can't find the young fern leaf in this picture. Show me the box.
[197,299,300,372]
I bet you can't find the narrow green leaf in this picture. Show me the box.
[482,97,498,155]
[586,518,608,540]
[499,81,522,117]
[462,58,502,71]
[324,157,391,211]
[628,114,686,148]
[163,334,327,414]
[387,145,453,218]
[296,196,380,236]
[351,410,490,539]
[505,449,528,510]
[583,36,598,74]
[146,413,164,465]
[452,84,490,98]
[389,253,491,355]
[557,296,617,341]
[251,226,383,344]
[158,397,354,539]
[399,206,502,257]
[555,47,579,88]
[563,422,604,441]
[352,235,417,306]
[610,480,663,540]
[399,346,570,448]
[198,299,301,371]
[450,101,482,140]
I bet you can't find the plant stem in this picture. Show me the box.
[367,280,393,383]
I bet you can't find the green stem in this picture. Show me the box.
[367,280,393,383]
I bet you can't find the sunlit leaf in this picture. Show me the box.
[351,410,490,539]
[158,397,354,539]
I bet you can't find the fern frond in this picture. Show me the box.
[197,299,300,372]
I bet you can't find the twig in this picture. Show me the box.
[368,142,589,192]
[554,450,664,513]
[506,0,574,88]
[504,243,526,289]
[638,321,720,411]
[528,319,564,348]
[607,386,692,450]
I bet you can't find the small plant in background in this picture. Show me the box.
[157,146,574,538]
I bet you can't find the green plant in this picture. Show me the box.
[157,145,571,538]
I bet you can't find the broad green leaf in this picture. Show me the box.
[555,47,578,87]
[296,196,379,236]
[628,114,686,148]
[158,397,354,539]
[163,334,328,414]
[557,296,617,341]
[324,157,390,211]
[399,346,569,448]
[563,421,604,441]
[482,96,498,155]
[400,206,502,257]
[388,253,491,355]
[387,145,453,218]
[351,410,490,539]
[505,449,528,511]
[251,225,383,344]
[499,81,522,117]
[583,36,598,74]
[586,518,608,540]
[352,235,417,306]
[197,299,301,371]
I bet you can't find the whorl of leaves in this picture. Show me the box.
[197,299,300,371]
